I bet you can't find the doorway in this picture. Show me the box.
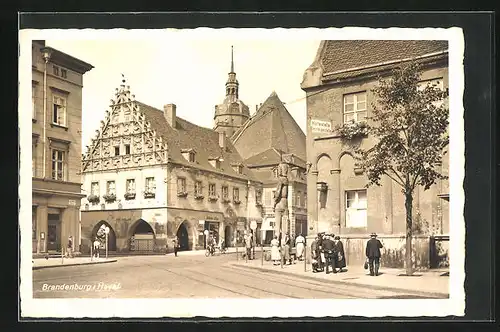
[224,225,232,247]
[129,219,155,252]
[91,221,117,251]
[176,222,190,251]
[47,213,61,251]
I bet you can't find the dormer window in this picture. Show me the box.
[209,157,222,169]
[231,163,243,174]
[181,148,196,163]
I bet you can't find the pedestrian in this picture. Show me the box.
[311,234,323,273]
[334,235,346,272]
[244,231,252,260]
[282,232,292,265]
[93,238,100,259]
[322,234,337,274]
[173,236,179,257]
[295,233,305,261]
[66,235,74,258]
[365,232,383,276]
[270,235,281,265]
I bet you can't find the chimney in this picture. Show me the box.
[219,131,226,149]
[164,104,176,128]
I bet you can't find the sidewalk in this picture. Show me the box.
[229,259,450,298]
[32,257,117,270]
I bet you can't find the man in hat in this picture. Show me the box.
[321,233,337,274]
[365,232,383,276]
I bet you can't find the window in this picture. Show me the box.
[343,91,367,123]
[125,144,131,155]
[32,144,36,177]
[195,181,203,196]
[233,187,240,201]
[61,69,67,78]
[222,186,229,199]
[345,190,367,228]
[53,65,59,76]
[188,152,195,162]
[51,149,65,180]
[256,189,262,204]
[106,181,116,195]
[32,86,36,119]
[114,146,120,156]
[32,207,37,240]
[91,181,100,195]
[177,177,186,193]
[124,109,131,122]
[145,177,156,192]
[208,183,216,197]
[303,193,307,208]
[52,95,67,126]
[126,179,135,193]
[296,191,301,207]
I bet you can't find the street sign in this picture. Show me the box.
[250,220,257,230]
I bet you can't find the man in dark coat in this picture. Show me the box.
[334,235,346,272]
[365,232,383,276]
[322,234,337,274]
[310,235,323,272]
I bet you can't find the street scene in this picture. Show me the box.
[33,251,448,299]
[27,30,454,308]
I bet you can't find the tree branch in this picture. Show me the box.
[389,166,406,187]
[385,171,405,188]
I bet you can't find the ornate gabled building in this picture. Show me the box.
[213,46,250,139]
[301,40,449,268]
[230,91,308,244]
[80,78,262,253]
[32,40,93,254]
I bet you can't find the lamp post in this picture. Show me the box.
[104,226,110,259]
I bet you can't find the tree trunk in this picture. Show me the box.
[405,192,413,275]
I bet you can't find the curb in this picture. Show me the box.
[230,263,449,299]
[32,259,118,270]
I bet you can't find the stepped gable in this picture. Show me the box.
[231,91,306,164]
[135,101,258,182]
[320,40,448,81]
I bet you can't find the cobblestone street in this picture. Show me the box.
[32,253,443,299]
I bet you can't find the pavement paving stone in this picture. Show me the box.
[230,258,449,297]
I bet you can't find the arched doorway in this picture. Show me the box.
[176,222,190,251]
[129,219,155,252]
[224,225,232,247]
[91,221,117,251]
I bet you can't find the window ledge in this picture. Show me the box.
[50,123,69,131]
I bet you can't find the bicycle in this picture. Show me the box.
[205,245,215,257]
[218,246,227,255]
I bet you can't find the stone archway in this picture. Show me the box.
[176,221,191,251]
[129,219,155,252]
[91,221,117,251]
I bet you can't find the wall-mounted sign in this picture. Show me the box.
[68,199,76,206]
[198,220,205,225]
[205,215,219,221]
[310,119,332,134]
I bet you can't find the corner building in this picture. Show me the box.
[301,40,450,269]
[80,80,262,253]
[31,40,93,254]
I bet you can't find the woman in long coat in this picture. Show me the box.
[334,235,347,272]
[270,235,281,265]
[295,234,305,261]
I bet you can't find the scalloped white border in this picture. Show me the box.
[19,27,465,318]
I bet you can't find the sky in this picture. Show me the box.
[44,37,321,152]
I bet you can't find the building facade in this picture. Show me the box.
[301,40,449,268]
[231,92,308,244]
[32,40,93,254]
[80,80,262,253]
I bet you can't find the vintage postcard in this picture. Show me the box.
[19,26,465,318]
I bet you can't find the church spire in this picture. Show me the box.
[230,45,234,73]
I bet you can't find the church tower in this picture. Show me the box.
[213,46,250,138]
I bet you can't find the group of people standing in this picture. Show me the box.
[269,233,307,266]
[310,233,346,274]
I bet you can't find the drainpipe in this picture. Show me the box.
[41,49,52,179]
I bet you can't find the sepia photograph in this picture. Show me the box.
[19,26,465,318]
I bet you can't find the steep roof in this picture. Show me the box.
[135,101,258,182]
[231,91,306,164]
[320,40,448,81]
